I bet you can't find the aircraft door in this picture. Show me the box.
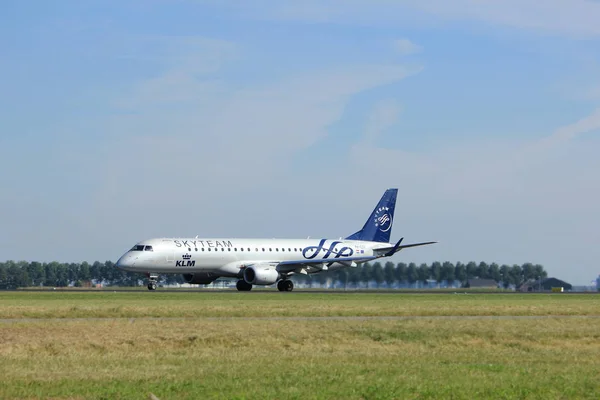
[166,250,175,262]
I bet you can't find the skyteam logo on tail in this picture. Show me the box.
[374,207,392,233]
[345,188,396,243]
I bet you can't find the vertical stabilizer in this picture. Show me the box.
[345,188,397,243]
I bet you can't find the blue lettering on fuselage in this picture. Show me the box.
[302,239,353,264]
[175,260,196,267]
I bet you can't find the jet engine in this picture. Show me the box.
[243,265,280,285]
[182,272,218,285]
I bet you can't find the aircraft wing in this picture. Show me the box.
[274,256,377,273]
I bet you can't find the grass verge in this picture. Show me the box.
[1,317,599,399]
[1,291,598,319]
[1,291,599,399]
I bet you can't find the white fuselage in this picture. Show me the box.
[116,237,390,278]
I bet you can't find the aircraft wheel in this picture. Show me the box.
[147,282,157,291]
[283,280,294,292]
[277,281,286,292]
[236,280,252,291]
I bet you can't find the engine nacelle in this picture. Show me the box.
[243,265,280,285]
[182,272,218,285]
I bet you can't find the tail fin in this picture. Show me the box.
[345,188,397,243]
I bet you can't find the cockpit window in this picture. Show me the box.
[144,246,153,251]
[131,245,145,251]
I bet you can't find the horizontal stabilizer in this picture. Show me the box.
[375,240,438,257]
[397,241,438,250]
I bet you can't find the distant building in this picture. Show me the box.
[463,279,498,289]
[519,277,572,292]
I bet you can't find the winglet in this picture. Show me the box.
[384,237,404,257]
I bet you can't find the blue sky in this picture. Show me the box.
[1,0,599,284]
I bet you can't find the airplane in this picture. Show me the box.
[115,188,437,291]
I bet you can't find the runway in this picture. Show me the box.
[9,288,600,295]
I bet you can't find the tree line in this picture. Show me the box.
[294,261,548,289]
[0,260,547,289]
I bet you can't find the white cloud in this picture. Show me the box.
[87,48,423,247]
[363,99,402,144]
[222,0,600,38]
[342,114,600,283]
[122,35,237,72]
[393,38,422,55]
[116,71,226,111]
[539,106,600,148]
[408,0,600,37]
[115,36,236,111]
[586,85,600,101]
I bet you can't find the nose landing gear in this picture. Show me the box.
[146,274,159,291]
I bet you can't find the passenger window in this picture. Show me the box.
[221,248,225,251]
[228,248,231,251]
[248,248,251,251]
[188,248,191,252]
[262,248,265,252]
[195,248,198,251]
[208,248,211,251]
[269,248,272,252]
[288,248,291,252]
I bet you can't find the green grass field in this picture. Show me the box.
[1,292,599,399]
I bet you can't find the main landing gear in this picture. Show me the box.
[235,280,293,291]
[236,280,253,291]
[147,274,158,291]
[277,280,294,292]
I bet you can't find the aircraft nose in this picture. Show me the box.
[116,254,136,270]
